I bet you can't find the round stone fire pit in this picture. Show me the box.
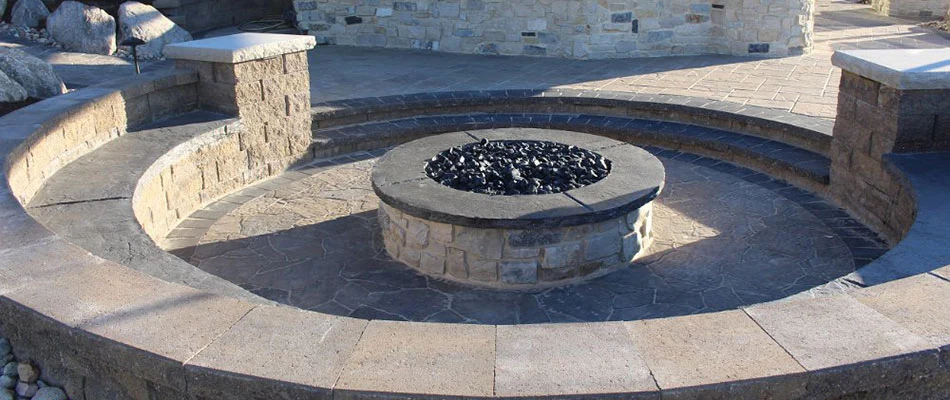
[372,129,665,289]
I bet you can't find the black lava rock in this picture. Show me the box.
[425,139,612,196]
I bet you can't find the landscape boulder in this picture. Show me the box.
[117,1,192,58]
[118,1,193,58]
[0,70,28,104]
[0,47,66,99]
[10,0,50,28]
[46,1,116,55]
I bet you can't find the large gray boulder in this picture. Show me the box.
[118,1,192,58]
[0,70,27,103]
[0,47,66,99]
[0,0,7,21]
[10,0,50,28]
[46,1,117,55]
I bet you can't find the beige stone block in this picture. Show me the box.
[282,51,309,74]
[216,56,285,83]
[851,274,950,349]
[626,310,805,394]
[406,219,430,249]
[468,255,498,281]
[445,247,468,278]
[285,91,310,116]
[420,248,446,275]
[336,321,495,397]
[454,226,504,259]
[262,72,310,103]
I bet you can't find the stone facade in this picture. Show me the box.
[154,0,292,32]
[872,0,949,18]
[293,0,814,59]
[829,70,950,243]
[377,201,654,288]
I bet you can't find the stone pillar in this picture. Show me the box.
[829,49,950,242]
[165,33,316,181]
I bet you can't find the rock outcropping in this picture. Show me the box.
[118,1,193,58]
[46,1,116,55]
[10,0,50,28]
[0,47,66,99]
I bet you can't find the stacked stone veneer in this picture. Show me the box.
[830,69,950,243]
[872,0,949,18]
[293,0,814,59]
[378,202,653,288]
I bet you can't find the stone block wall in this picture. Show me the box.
[174,50,313,186]
[293,0,814,59]
[154,0,293,32]
[872,0,949,18]
[828,70,950,243]
[133,120,246,241]
[3,71,198,205]
[378,202,653,288]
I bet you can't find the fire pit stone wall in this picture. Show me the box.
[372,129,665,289]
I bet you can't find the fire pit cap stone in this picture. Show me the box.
[372,129,665,229]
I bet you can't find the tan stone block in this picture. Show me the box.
[336,321,494,397]
[233,81,265,108]
[175,59,214,82]
[406,219,429,249]
[446,248,468,279]
[625,311,805,392]
[454,227,504,259]
[420,248,446,275]
[262,72,310,102]
[399,246,422,267]
[467,256,498,282]
[216,56,284,83]
[283,51,309,73]
[197,81,238,114]
[285,91,310,116]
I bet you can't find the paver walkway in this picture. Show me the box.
[3,0,946,118]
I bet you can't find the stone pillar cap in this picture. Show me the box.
[832,49,950,90]
[164,33,316,64]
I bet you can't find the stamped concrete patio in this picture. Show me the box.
[171,135,886,324]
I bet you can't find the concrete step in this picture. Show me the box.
[311,89,834,156]
[312,113,832,194]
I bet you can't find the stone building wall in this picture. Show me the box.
[154,0,293,32]
[292,0,814,59]
[872,0,949,18]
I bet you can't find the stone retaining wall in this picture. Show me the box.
[829,69,947,244]
[293,0,814,58]
[2,70,198,205]
[379,202,653,288]
[133,119,247,243]
[872,0,949,18]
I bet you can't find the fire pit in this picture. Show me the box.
[372,128,665,289]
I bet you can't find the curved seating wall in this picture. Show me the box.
[0,75,948,399]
